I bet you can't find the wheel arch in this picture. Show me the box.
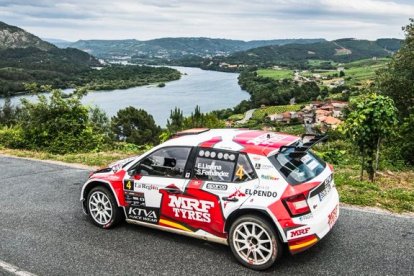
[80,180,121,214]
[225,208,286,243]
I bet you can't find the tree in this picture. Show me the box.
[166,107,184,133]
[111,106,160,145]
[0,97,20,127]
[399,114,414,165]
[339,70,345,77]
[377,18,414,118]
[89,106,111,142]
[182,106,225,129]
[342,93,397,181]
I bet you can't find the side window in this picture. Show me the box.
[233,154,257,183]
[138,147,192,178]
[193,149,237,182]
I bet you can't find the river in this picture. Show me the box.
[0,67,249,126]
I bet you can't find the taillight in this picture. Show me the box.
[284,194,310,216]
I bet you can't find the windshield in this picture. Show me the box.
[269,148,326,185]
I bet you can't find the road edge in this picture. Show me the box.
[1,154,413,218]
[0,259,38,276]
[0,153,96,171]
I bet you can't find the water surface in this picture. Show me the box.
[1,67,249,126]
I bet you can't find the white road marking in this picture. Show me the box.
[0,260,37,276]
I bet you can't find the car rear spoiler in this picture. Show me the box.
[279,134,328,158]
[171,128,210,139]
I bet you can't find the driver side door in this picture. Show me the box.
[123,146,194,225]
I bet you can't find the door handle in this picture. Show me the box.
[222,196,238,202]
[163,187,182,194]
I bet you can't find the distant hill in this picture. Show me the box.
[0,21,183,97]
[0,21,55,51]
[198,38,402,70]
[0,21,101,95]
[66,37,326,59]
[43,38,73,48]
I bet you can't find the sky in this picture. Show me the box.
[0,0,413,41]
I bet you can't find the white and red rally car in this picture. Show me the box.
[80,128,339,270]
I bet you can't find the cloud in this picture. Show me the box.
[0,0,411,41]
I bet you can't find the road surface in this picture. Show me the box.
[237,109,256,124]
[0,156,413,275]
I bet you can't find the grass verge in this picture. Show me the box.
[0,148,140,168]
[335,165,414,213]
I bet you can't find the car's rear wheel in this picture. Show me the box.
[229,215,282,270]
[87,186,122,229]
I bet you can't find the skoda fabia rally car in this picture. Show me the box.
[80,128,339,270]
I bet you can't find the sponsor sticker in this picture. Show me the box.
[328,205,338,228]
[135,183,159,191]
[255,163,274,170]
[205,183,228,191]
[168,195,214,223]
[260,175,278,181]
[127,206,160,224]
[245,188,277,197]
[288,226,311,239]
[298,213,314,221]
[125,192,146,206]
[247,133,285,146]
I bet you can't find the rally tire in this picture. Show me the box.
[87,186,122,229]
[229,215,282,270]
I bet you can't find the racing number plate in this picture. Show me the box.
[124,179,134,191]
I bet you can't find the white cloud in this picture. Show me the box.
[0,0,410,41]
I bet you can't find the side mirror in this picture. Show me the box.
[127,167,140,176]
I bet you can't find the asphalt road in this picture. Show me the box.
[0,156,413,275]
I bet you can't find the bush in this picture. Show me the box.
[18,85,108,154]
[0,126,26,148]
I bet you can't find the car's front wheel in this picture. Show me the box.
[87,186,122,229]
[229,215,282,270]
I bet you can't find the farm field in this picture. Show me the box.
[252,104,302,119]
[256,68,294,80]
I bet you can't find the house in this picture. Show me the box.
[316,115,327,124]
[282,111,292,124]
[315,109,332,117]
[311,101,324,108]
[320,104,334,111]
[322,116,342,129]
[268,113,284,122]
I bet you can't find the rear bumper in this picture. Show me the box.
[288,187,340,253]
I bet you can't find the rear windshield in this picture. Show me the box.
[269,148,326,185]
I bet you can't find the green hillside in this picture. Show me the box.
[0,21,181,96]
[198,38,401,70]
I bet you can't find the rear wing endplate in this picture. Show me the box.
[279,134,328,158]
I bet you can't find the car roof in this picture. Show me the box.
[162,128,300,156]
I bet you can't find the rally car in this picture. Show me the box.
[80,128,339,270]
